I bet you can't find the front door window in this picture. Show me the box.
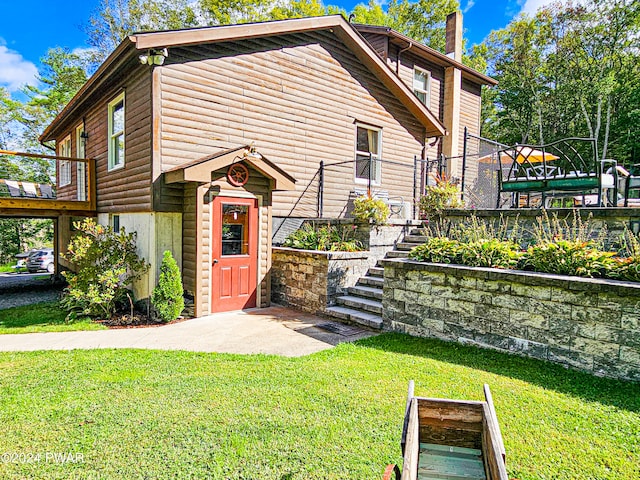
[222,204,249,256]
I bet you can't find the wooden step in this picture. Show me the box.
[325,306,383,330]
[348,285,383,300]
[336,295,383,315]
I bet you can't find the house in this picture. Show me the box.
[40,13,494,317]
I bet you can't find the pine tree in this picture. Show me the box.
[152,250,185,322]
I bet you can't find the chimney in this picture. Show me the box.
[445,11,463,62]
[442,11,463,179]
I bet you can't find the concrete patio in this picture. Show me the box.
[0,305,375,356]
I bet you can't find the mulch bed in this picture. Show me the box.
[96,313,191,329]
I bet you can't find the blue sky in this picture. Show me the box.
[0,0,551,94]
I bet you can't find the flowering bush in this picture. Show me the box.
[283,223,363,252]
[353,195,390,225]
[61,218,148,319]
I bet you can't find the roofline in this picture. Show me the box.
[41,15,446,142]
[354,24,497,86]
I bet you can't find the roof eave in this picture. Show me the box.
[39,39,138,143]
[354,24,498,86]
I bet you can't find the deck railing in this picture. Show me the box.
[0,149,95,214]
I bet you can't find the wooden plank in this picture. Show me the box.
[402,398,420,480]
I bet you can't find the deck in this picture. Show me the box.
[0,150,96,218]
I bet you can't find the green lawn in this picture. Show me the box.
[0,302,106,334]
[0,335,638,479]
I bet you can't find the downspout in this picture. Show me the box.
[396,42,413,76]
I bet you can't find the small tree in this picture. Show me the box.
[152,250,184,322]
[61,218,148,319]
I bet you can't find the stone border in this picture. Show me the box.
[381,258,640,382]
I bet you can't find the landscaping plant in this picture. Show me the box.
[283,222,363,252]
[61,218,148,319]
[419,174,463,220]
[352,195,390,225]
[152,250,185,322]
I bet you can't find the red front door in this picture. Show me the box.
[211,196,258,312]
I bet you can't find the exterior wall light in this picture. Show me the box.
[139,48,168,66]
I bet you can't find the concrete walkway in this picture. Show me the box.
[0,306,375,356]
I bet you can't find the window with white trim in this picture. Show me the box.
[413,67,431,106]
[108,92,125,171]
[75,123,86,201]
[355,124,381,184]
[58,135,71,187]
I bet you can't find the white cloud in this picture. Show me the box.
[462,0,475,14]
[520,0,556,15]
[0,40,38,92]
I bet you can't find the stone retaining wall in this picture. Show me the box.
[382,258,640,382]
[271,248,371,314]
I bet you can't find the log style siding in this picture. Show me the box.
[158,30,427,218]
[54,63,153,213]
[183,164,273,315]
[360,31,388,60]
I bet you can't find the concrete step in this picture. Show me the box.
[410,228,427,235]
[358,275,384,288]
[336,295,383,315]
[385,250,411,259]
[348,285,383,301]
[368,266,384,277]
[403,234,430,243]
[396,242,420,251]
[325,306,383,330]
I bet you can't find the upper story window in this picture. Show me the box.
[413,67,431,106]
[58,135,71,187]
[355,124,382,184]
[75,123,86,201]
[108,92,125,171]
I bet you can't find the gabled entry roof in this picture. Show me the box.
[41,15,446,142]
[164,145,296,191]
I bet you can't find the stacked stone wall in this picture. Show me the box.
[383,259,640,382]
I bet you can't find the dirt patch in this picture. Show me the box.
[96,313,190,329]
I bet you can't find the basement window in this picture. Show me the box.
[108,92,125,171]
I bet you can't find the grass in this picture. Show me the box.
[0,263,14,273]
[0,302,106,334]
[0,334,638,479]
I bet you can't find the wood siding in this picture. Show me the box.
[158,30,426,218]
[54,63,153,213]
[360,31,388,60]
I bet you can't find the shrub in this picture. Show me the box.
[419,174,463,220]
[409,237,464,264]
[152,251,185,322]
[61,219,148,319]
[519,240,618,278]
[353,195,390,225]
[283,223,363,252]
[460,239,522,269]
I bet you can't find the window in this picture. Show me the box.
[355,124,381,184]
[108,92,125,171]
[76,124,86,201]
[413,67,430,106]
[111,214,120,232]
[58,135,72,187]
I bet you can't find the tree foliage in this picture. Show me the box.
[482,0,640,164]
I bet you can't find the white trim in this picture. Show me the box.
[58,135,72,187]
[75,123,86,201]
[107,92,125,171]
[413,66,431,107]
[354,123,382,185]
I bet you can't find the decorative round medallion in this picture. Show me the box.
[227,163,249,187]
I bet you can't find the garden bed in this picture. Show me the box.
[381,258,640,382]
